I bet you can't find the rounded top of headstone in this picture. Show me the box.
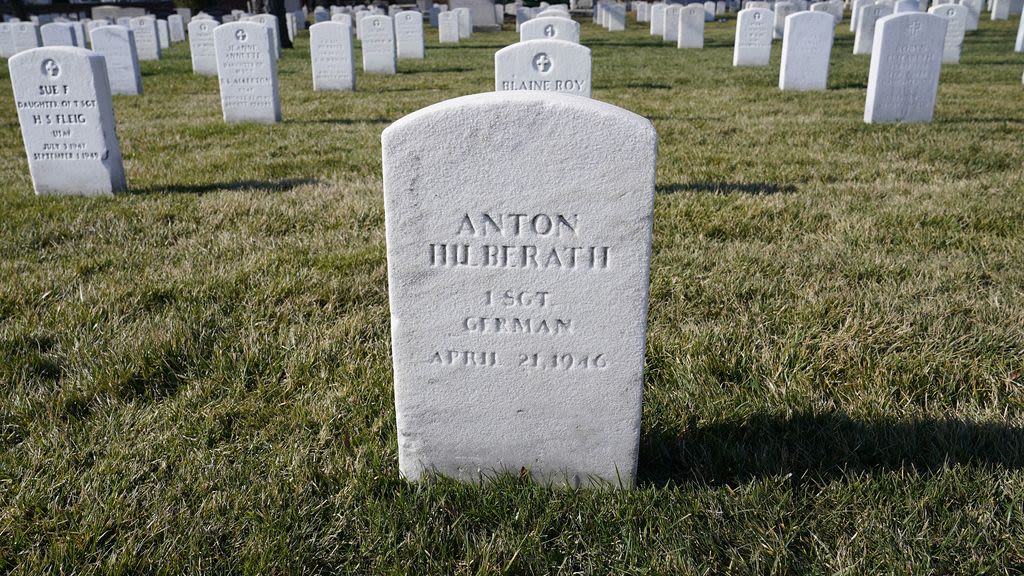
[10,45,95,70]
[788,9,837,23]
[383,91,654,148]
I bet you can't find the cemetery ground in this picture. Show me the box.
[2,14,1024,574]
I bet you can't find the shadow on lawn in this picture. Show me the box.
[637,410,1024,487]
[659,182,797,195]
[129,178,321,195]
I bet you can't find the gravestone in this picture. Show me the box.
[734,7,773,65]
[248,15,282,60]
[70,21,86,47]
[638,1,651,21]
[515,7,530,31]
[332,13,353,26]
[960,0,981,29]
[1016,8,1024,50]
[773,1,798,37]
[0,23,14,57]
[449,0,500,31]
[662,4,682,41]
[678,4,705,47]
[129,17,160,60]
[361,15,397,74]
[929,3,965,62]
[188,18,217,75]
[85,19,109,44]
[456,7,472,37]
[311,21,355,90]
[214,21,280,123]
[521,16,581,42]
[494,39,591,97]
[90,25,142,95]
[395,11,425,59]
[9,47,126,195]
[852,0,875,29]
[811,1,844,23]
[168,14,185,41]
[40,22,76,46]
[381,91,655,488]
[895,0,920,10]
[12,22,41,53]
[854,3,893,53]
[779,11,834,89]
[177,8,192,24]
[703,1,716,21]
[990,0,1010,18]
[314,6,330,22]
[650,2,667,34]
[607,4,626,30]
[157,19,170,49]
[865,12,946,122]
[439,11,461,41]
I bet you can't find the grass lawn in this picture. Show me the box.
[2,10,1024,574]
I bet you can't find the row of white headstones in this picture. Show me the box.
[7,1,1024,196]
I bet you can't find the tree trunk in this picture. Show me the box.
[267,0,293,48]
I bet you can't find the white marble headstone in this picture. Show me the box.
[214,21,280,123]
[928,3,966,62]
[129,17,160,60]
[361,15,397,74]
[959,0,980,29]
[168,14,185,41]
[607,4,626,30]
[520,15,580,42]
[851,0,875,30]
[854,3,893,53]
[439,11,460,41]
[779,11,834,89]
[662,4,682,41]
[157,19,170,49]
[773,1,798,37]
[734,7,773,65]
[456,7,472,37]
[865,12,946,122]
[495,39,592,97]
[395,10,425,59]
[678,4,705,47]
[650,2,666,34]
[382,91,656,488]
[90,25,142,95]
[10,46,126,195]
[248,14,282,60]
[188,18,217,75]
[11,22,40,53]
[310,21,355,90]
[40,22,75,46]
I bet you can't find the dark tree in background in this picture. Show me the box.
[267,0,293,48]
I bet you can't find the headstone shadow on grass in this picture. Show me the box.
[658,182,798,195]
[637,411,1024,487]
[127,177,321,195]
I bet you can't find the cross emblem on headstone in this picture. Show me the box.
[374,18,382,27]
[544,24,555,37]
[533,53,552,73]
[909,20,922,34]
[235,28,247,41]
[42,59,59,78]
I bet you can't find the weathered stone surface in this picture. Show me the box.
[168,14,184,42]
[734,8,773,65]
[854,3,892,53]
[929,3,965,62]
[10,46,126,195]
[865,12,946,122]
[90,25,142,95]
[361,15,396,73]
[382,91,656,488]
[310,21,355,90]
[188,18,217,75]
[40,22,76,46]
[214,21,280,123]
[678,4,705,47]
[779,11,834,89]
[129,17,160,60]
[495,39,591,97]
[439,11,461,41]
[520,15,580,42]
[395,10,425,59]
